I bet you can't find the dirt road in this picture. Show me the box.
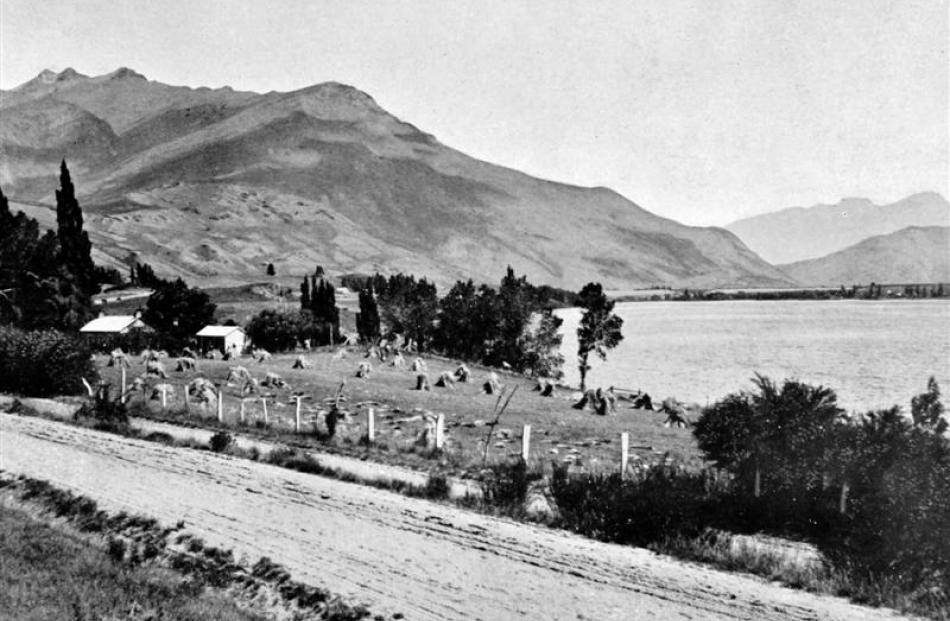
[0,414,912,621]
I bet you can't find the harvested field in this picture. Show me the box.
[95,349,701,477]
[0,414,913,621]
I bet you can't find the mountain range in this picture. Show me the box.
[778,226,950,286]
[0,67,793,290]
[725,193,950,265]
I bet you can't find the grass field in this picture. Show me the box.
[97,349,701,477]
[0,502,266,621]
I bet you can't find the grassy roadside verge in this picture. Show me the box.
[0,502,267,621]
[0,474,381,621]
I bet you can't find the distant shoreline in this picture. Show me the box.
[608,283,950,303]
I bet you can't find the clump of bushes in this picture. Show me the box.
[550,464,729,545]
[0,327,97,396]
[208,431,233,453]
[693,375,950,615]
[480,459,542,512]
[421,472,450,500]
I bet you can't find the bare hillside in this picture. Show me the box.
[0,68,793,289]
[779,226,950,286]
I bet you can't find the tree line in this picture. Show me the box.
[247,266,623,386]
[1,162,101,330]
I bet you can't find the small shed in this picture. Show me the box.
[80,315,150,335]
[196,325,246,356]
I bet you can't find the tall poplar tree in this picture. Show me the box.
[576,282,623,391]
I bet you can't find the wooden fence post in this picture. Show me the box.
[184,385,190,410]
[240,399,246,424]
[435,413,445,450]
[261,397,268,426]
[217,390,223,423]
[521,424,531,462]
[367,408,375,443]
[839,482,850,514]
[120,367,127,404]
[620,432,629,479]
[754,468,761,498]
[161,384,167,410]
[295,396,302,432]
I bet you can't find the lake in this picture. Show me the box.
[555,299,950,413]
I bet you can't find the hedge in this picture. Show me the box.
[0,327,97,397]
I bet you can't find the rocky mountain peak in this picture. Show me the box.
[109,67,147,81]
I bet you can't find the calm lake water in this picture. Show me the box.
[555,300,950,413]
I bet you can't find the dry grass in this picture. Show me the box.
[0,503,266,621]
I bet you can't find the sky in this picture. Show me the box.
[1,0,946,226]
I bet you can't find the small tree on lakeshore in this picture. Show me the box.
[576,282,623,391]
[519,308,565,379]
[911,376,947,434]
[266,263,275,276]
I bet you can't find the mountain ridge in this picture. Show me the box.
[1,67,795,290]
[778,225,950,286]
[726,193,949,265]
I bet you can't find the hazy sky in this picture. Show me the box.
[1,0,946,225]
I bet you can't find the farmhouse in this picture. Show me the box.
[196,325,247,356]
[79,314,152,349]
[79,314,150,335]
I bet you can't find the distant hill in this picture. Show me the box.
[726,194,950,265]
[0,67,793,290]
[778,226,950,286]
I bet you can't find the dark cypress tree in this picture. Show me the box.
[55,160,97,296]
[0,186,10,223]
[267,263,275,276]
[300,276,311,310]
[356,284,381,343]
[311,277,339,326]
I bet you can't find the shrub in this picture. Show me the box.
[76,384,129,433]
[694,375,844,507]
[208,431,233,453]
[0,326,97,396]
[550,464,727,545]
[481,459,540,511]
[422,473,450,500]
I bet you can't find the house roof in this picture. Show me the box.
[79,316,146,333]
[196,325,245,337]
